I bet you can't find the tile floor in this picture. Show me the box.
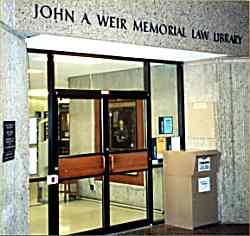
[29,198,163,235]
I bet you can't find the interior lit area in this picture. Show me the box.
[28,53,179,234]
[27,36,227,235]
[0,1,248,235]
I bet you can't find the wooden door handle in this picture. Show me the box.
[102,155,105,169]
[109,154,114,171]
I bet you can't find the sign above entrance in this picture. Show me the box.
[31,3,243,46]
[9,0,250,56]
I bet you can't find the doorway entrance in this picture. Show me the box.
[27,51,184,235]
[56,90,151,234]
[46,54,154,235]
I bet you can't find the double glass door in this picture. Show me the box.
[55,91,151,235]
[28,52,181,235]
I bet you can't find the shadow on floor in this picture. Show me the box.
[118,224,249,235]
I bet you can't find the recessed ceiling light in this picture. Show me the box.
[26,34,227,62]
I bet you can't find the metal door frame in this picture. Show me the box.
[101,91,150,230]
[27,48,185,235]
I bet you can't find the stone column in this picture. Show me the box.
[184,58,249,224]
[216,59,249,223]
[0,1,29,233]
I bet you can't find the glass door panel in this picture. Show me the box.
[109,170,147,226]
[55,94,150,233]
[57,99,101,156]
[29,180,48,235]
[59,176,103,235]
[107,98,149,226]
[28,53,48,235]
[58,98,104,235]
[150,63,178,221]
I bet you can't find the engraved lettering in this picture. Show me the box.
[32,4,74,23]
[81,13,91,25]
[97,14,127,30]
[214,32,242,45]
[192,29,210,40]
[133,20,186,37]
[33,3,39,19]
[40,5,52,19]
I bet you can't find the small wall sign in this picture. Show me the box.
[158,116,173,134]
[198,177,211,193]
[3,121,16,162]
[198,156,211,172]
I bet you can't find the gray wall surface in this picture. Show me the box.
[69,67,144,91]
[184,58,249,223]
[0,0,249,234]
[5,0,249,56]
[0,25,29,234]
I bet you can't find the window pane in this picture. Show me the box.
[57,99,101,157]
[59,177,103,235]
[29,181,48,235]
[54,55,144,91]
[110,170,147,226]
[150,63,178,222]
[28,53,48,177]
[151,63,178,138]
[153,167,164,221]
[28,53,48,234]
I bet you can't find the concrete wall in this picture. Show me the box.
[184,58,249,223]
[184,61,218,149]
[69,67,144,91]
[0,2,248,234]
[14,0,249,57]
[0,25,29,234]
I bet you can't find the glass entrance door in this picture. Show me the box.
[56,91,150,234]
[105,98,149,226]
[57,97,104,235]
[28,51,182,235]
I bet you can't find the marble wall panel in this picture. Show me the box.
[0,0,15,27]
[9,0,250,56]
[0,26,29,234]
[184,58,249,223]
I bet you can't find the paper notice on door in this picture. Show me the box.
[198,177,211,192]
[198,156,211,172]
[171,136,180,151]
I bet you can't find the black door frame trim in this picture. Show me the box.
[177,63,186,150]
[47,53,59,235]
[144,61,153,224]
[28,48,185,235]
